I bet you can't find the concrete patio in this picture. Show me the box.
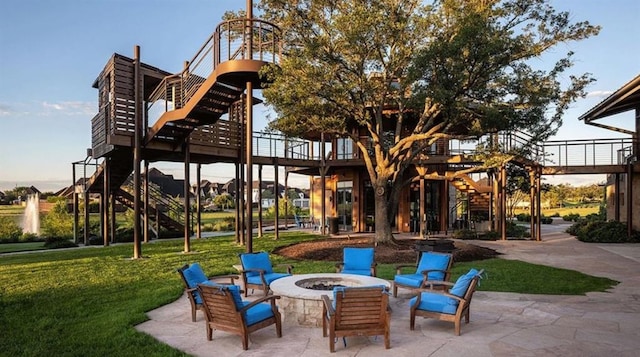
[136,224,640,356]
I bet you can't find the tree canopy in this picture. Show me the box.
[259,0,600,242]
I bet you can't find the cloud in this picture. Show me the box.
[586,90,614,98]
[41,101,95,115]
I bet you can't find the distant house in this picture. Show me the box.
[191,180,222,200]
[147,168,191,199]
[0,191,6,204]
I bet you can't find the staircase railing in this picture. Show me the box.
[121,176,187,230]
[146,18,281,125]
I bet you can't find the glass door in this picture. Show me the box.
[336,181,353,231]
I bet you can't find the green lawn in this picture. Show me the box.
[0,232,617,356]
[0,205,24,216]
[0,241,45,253]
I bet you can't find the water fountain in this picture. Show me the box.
[21,194,40,235]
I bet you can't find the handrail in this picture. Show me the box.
[542,138,635,167]
[145,18,282,126]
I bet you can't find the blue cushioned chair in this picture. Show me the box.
[239,252,293,296]
[321,286,390,352]
[392,251,453,297]
[335,247,377,276]
[409,269,484,335]
[177,263,239,322]
[197,283,282,350]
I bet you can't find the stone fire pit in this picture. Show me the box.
[269,273,390,327]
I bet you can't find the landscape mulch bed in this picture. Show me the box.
[274,237,499,264]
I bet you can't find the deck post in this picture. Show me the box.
[102,158,110,246]
[72,163,79,244]
[132,45,142,259]
[529,168,535,240]
[246,83,254,253]
[536,166,542,241]
[500,165,507,240]
[258,164,263,238]
[183,139,191,253]
[274,159,279,239]
[196,164,201,239]
[143,160,149,243]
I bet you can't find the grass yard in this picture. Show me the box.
[0,241,45,253]
[0,232,617,356]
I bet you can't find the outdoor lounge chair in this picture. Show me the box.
[321,286,391,353]
[238,251,293,296]
[177,263,239,322]
[197,283,282,350]
[335,247,377,276]
[409,268,484,335]
[392,251,453,297]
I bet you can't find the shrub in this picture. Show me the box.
[212,217,235,231]
[453,229,477,239]
[43,236,78,249]
[573,220,640,243]
[506,221,530,238]
[563,213,580,222]
[40,201,73,239]
[541,216,553,224]
[551,212,561,217]
[516,213,530,222]
[0,216,23,242]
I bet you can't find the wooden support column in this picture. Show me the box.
[132,45,142,259]
[500,165,507,240]
[83,190,90,245]
[492,170,499,234]
[535,167,542,241]
[143,160,149,243]
[245,83,254,253]
[488,171,494,232]
[196,164,202,239]
[257,164,263,238]
[274,159,279,239]
[110,194,116,244]
[627,159,634,238]
[102,158,110,246]
[234,162,241,244]
[615,173,620,221]
[529,168,536,241]
[419,175,425,237]
[183,139,191,253]
[320,133,327,235]
[72,163,79,244]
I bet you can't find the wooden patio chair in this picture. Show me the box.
[177,263,239,322]
[335,247,377,276]
[409,269,485,335]
[238,251,293,296]
[321,286,391,353]
[392,251,453,297]
[197,283,282,350]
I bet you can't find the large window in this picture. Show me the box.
[336,137,353,160]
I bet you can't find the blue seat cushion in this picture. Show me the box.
[240,252,274,277]
[394,273,424,287]
[246,272,290,286]
[410,292,458,314]
[341,269,372,276]
[416,253,451,281]
[343,247,374,272]
[244,302,275,326]
[201,282,244,307]
[450,269,479,298]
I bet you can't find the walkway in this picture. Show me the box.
[136,224,640,356]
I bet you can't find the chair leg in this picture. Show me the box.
[454,320,461,336]
[409,313,416,330]
[242,333,249,350]
[384,327,390,349]
[191,306,197,322]
[329,332,335,353]
[392,284,398,298]
[275,317,282,338]
[206,323,213,341]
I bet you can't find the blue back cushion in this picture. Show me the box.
[343,247,374,270]
[240,252,273,277]
[202,282,244,308]
[416,252,451,280]
[183,263,208,288]
[449,268,479,297]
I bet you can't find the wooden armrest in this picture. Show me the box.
[414,289,464,303]
[207,274,240,284]
[240,268,266,275]
[423,280,454,288]
[395,264,417,274]
[321,295,334,316]
[239,295,281,312]
[274,264,294,274]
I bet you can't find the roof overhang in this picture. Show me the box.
[578,74,640,135]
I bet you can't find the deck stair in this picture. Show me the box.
[451,174,492,213]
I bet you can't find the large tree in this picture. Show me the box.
[259,0,599,244]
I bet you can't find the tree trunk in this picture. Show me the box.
[373,183,395,245]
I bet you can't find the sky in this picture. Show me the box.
[1,0,639,193]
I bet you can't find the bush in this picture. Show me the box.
[506,221,530,238]
[0,216,23,242]
[43,236,78,249]
[453,229,477,239]
[541,216,553,224]
[563,213,581,222]
[40,201,73,239]
[516,213,530,222]
[212,217,234,231]
[551,212,561,217]
[572,220,640,243]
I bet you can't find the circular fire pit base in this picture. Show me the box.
[269,273,390,327]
